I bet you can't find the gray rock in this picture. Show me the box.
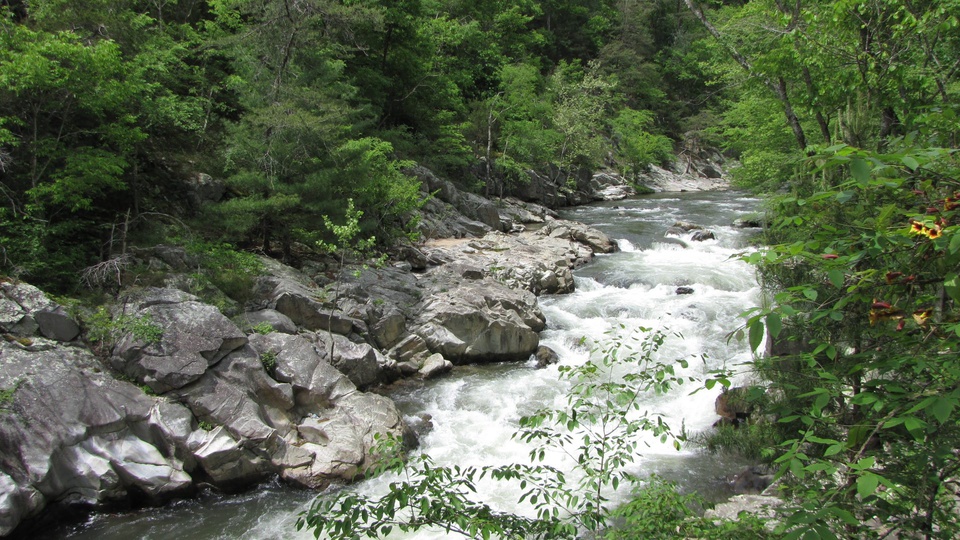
[538,221,617,254]
[704,494,782,522]
[389,334,431,365]
[186,172,226,208]
[676,287,695,295]
[186,426,265,487]
[534,345,560,368]
[415,280,543,363]
[419,353,452,379]
[0,340,194,534]
[254,259,358,335]
[238,309,298,335]
[317,333,385,389]
[113,289,248,393]
[34,307,81,341]
[673,221,704,231]
[589,173,636,201]
[248,333,350,410]
[370,307,406,350]
[0,281,76,339]
[691,230,716,242]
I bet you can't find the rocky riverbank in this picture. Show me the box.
[0,156,728,537]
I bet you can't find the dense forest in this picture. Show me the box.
[3,0,960,538]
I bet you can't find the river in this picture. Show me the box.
[46,190,762,539]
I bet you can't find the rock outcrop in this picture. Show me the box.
[0,165,622,536]
[0,285,405,535]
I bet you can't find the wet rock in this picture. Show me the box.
[0,339,195,535]
[539,221,618,254]
[186,426,264,488]
[534,345,560,368]
[704,494,781,522]
[673,221,704,231]
[733,217,766,228]
[415,279,544,363]
[728,467,775,494]
[691,230,716,242]
[676,287,695,295]
[389,334,431,366]
[715,387,761,427]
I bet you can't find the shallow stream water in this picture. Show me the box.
[49,190,763,539]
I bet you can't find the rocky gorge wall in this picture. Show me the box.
[0,157,727,537]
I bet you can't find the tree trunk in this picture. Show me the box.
[683,0,809,152]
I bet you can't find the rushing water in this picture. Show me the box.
[48,190,762,539]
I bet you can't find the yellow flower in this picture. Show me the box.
[912,309,932,326]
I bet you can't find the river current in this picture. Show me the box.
[51,190,762,539]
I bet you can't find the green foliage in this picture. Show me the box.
[84,306,163,353]
[737,141,960,539]
[605,476,776,539]
[610,108,674,180]
[0,379,20,412]
[259,350,277,372]
[297,327,731,538]
[184,240,262,304]
[695,422,782,462]
[251,322,274,335]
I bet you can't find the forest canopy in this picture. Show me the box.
[0,0,708,290]
[2,1,960,538]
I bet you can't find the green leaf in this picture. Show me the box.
[850,158,872,185]
[802,288,818,301]
[789,457,805,479]
[949,234,960,255]
[749,319,765,352]
[766,312,783,339]
[931,397,954,424]
[824,444,844,456]
[828,269,844,289]
[901,155,920,171]
[857,472,879,498]
[835,191,855,203]
[945,273,960,303]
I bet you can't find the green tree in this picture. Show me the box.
[610,107,673,180]
[738,140,960,539]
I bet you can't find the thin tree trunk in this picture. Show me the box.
[683,0,809,151]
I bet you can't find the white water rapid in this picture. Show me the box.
[52,191,763,540]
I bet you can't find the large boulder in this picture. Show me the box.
[252,257,359,336]
[414,278,544,363]
[588,172,637,201]
[0,281,79,341]
[242,332,405,486]
[111,288,248,394]
[538,221,618,254]
[0,339,195,536]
